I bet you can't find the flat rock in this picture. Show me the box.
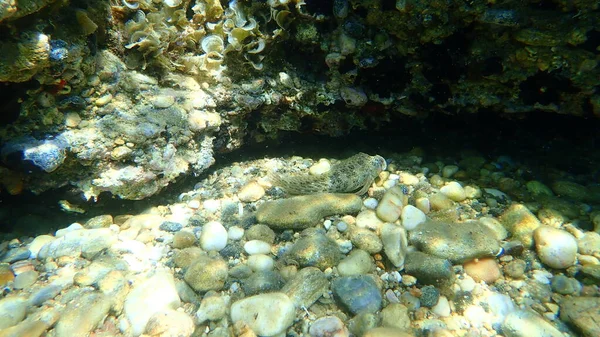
[332,275,382,315]
[230,292,295,336]
[124,271,181,336]
[408,221,500,263]
[256,193,362,229]
[282,267,329,308]
[560,297,600,337]
[403,251,453,286]
[501,310,562,337]
[54,292,111,337]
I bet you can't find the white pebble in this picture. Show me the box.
[200,221,228,251]
[534,226,577,269]
[244,240,271,255]
[95,93,112,107]
[230,293,295,336]
[247,254,274,271]
[228,226,244,241]
[432,296,451,317]
[336,222,348,232]
[401,205,426,230]
[323,220,332,230]
[440,181,467,202]
[187,199,200,209]
[399,172,419,185]
[203,199,221,213]
[356,210,384,230]
[382,179,398,189]
[309,159,331,175]
[376,186,405,223]
[151,95,175,108]
[415,197,430,214]
[363,198,378,209]
[55,223,84,237]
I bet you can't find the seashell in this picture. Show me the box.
[274,10,293,29]
[201,35,224,54]
[122,0,140,10]
[164,0,182,8]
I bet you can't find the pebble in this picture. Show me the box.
[526,180,554,197]
[338,249,373,276]
[441,165,459,178]
[380,223,408,269]
[409,221,501,263]
[247,254,275,271]
[196,295,228,324]
[242,270,284,295]
[363,327,415,337]
[399,172,419,185]
[499,204,541,247]
[356,210,385,230]
[244,240,271,255]
[0,296,28,329]
[415,198,430,214]
[577,232,600,255]
[533,226,577,269]
[403,251,454,286]
[350,227,383,253]
[184,256,228,292]
[400,205,426,230]
[286,232,341,270]
[200,221,228,251]
[428,193,454,210]
[551,180,590,202]
[2,247,31,263]
[309,159,331,175]
[282,267,329,308]
[159,221,183,232]
[13,270,38,289]
[228,226,245,240]
[256,193,362,229]
[84,214,113,229]
[27,235,56,259]
[431,296,451,317]
[502,310,563,337]
[309,316,349,337]
[419,285,440,307]
[238,181,265,202]
[124,271,181,336]
[145,309,195,337]
[363,197,378,209]
[332,275,382,315]
[95,93,113,106]
[504,259,527,279]
[30,284,63,306]
[376,186,406,223]
[151,94,175,108]
[54,292,111,337]
[463,257,501,284]
[439,181,467,202]
[230,292,296,336]
[64,112,82,128]
[560,297,600,337]
[550,274,581,295]
[245,225,276,244]
[172,230,196,249]
[380,303,411,330]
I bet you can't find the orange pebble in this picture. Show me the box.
[463,257,502,284]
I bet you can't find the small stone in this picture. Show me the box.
[440,181,466,202]
[419,285,440,307]
[286,232,342,270]
[242,270,284,295]
[400,205,426,230]
[30,284,63,306]
[551,274,581,295]
[244,240,271,255]
[0,296,28,329]
[282,267,329,308]
[84,215,113,229]
[356,210,385,230]
[309,159,332,176]
[0,264,14,287]
[340,86,368,107]
[1,247,31,263]
[196,295,228,324]
[309,316,349,337]
[124,272,181,336]
[13,270,38,289]
[256,193,362,229]
[463,258,501,284]
[409,221,501,263]
[526,181,554,197]
[502,310,562,337]
[376,186,406,223]
[245,225,276,244]
[144,309,194,337]
[172,247,204,268]
[151,94,175,108]
[338,249,373,276]
[428,193,454,210]
[431,296,451,317]
[200,221,228,251]
[238,181,266,202]
[560,297,600,337]
[95,93,113,106]
[551,180,591,202]
[350,227,383,254]
[172,231,196,249]
[184,256,228,292]
[28,235,56,259]
[54,292,111,337]
[415,198,430,214]
[380,223,408,269]
[363,327,415,337]
[230,293,295,336]
[228,226,244,240]
[403,251,453,287]
[332,275,382,315]
[499,204,541,247]
[533,226,577,269]
[159,221,183,232]
[578,232,600,256]
[380,303,411,330]
[441,165,459,178]
[504,259,527,279]
[64,112,81,128]
[247,254,275,272]
[363,198,378,209]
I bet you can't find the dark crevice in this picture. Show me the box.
[519,71,579,105]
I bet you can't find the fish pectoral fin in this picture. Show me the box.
[355,180,372,195]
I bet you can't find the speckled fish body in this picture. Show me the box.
[272,153,386,195]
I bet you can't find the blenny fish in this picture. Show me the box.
[271,152,386,195]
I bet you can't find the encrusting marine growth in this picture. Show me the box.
[271,152,386,195]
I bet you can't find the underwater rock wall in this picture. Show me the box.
[0,0,599,199]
